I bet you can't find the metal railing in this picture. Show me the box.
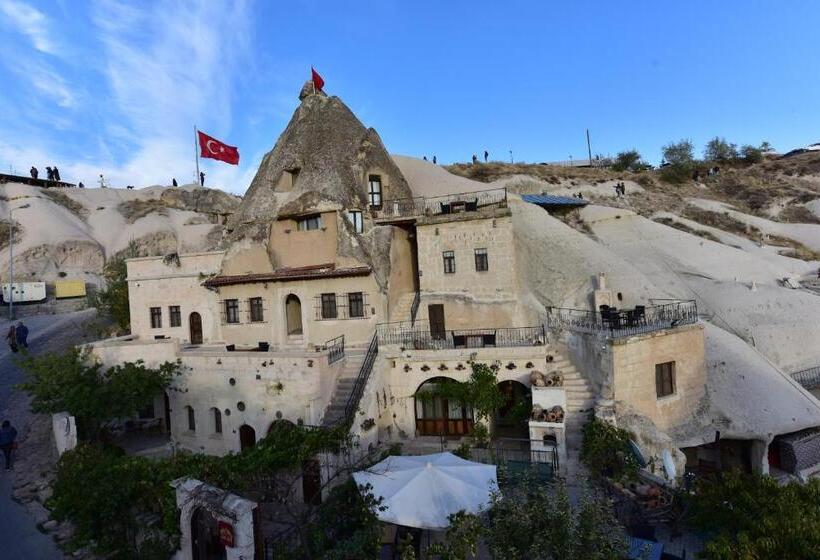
[545,300,698,338]
[409,290,420,325]
[792,366,820,391]
[373,187,507,221]
[466,438,559,474]
[340,333,379,427]
[377,322,546,350]
[325,335,345,365]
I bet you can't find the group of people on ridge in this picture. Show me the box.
[29,166,61,182]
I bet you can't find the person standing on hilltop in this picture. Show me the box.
[484,150,489,162]
[46,167,53,181]
[432,156,437,164]
[172,178,178,187]
[53,166,61,182]
[29,166,38,179]
[472,154,478,164]
[199,171,205,187]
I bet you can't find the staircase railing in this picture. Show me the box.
[409,290,420,326]
[325,334,345,365]
[340,333,379,427]
[792,366,820,391]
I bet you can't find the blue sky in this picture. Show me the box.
[1,1,819,193]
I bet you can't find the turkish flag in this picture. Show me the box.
[311,67,325,91]
[198,131,239,165]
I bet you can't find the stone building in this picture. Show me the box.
[89,81,820,497]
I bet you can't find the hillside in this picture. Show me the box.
[0,181,240,286]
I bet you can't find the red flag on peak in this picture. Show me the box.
[197,130,239,165]
[311,67,325,91]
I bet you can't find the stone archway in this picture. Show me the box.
[414,377,474,436]
[285,294,303,336]
[493,380,531,440]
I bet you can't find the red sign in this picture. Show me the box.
[218,520,235,547]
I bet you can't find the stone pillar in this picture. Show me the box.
[171,478,258,560]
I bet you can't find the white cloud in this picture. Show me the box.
[0,0,57,54]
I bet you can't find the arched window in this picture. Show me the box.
[212,407,222,434]
[186,405,196,432]
[414,377,474,436]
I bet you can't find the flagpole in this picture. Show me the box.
[194,125,200,185]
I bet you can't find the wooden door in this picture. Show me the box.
[189,312,203,345]
[428,304,445,340]
[191,507,226,560]
[239,424,256,451]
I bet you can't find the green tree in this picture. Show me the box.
[759,140,774,152]
[95,240,139,331]
[580,417,639,481]
[740,144,764,163]
[18,347,180,440]
[704,137,739,162]
[425,511,484,559]
[611,149,645,172]
[690,471,820,560]
[662,139,695,166]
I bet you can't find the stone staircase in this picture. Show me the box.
[321,346,367,427]
[544,347,597,479]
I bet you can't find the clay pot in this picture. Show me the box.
[530,370,546,386]
[531,405,544,420]
[546,411,558,422]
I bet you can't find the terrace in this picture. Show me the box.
[372,187,508,223]
[376,321,546,350]
[545,300,699,338]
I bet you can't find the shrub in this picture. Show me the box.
[740,145,764,163]
[580,417,639,481]
[611,150,644,172]
[662,139,695,166]
[704,137,739,162]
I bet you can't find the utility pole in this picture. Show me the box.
[586,129,593,166]
[8,201,31,320]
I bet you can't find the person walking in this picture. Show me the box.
[172,178,178,187]
[199,171,205,187]
[5,325,17,353]
[15,321,28,349]
[432,155,437,164]
[29,166,38,179]
[0,420,18,471]
[484,150,489,163]
[46,167,54,181]
[53,167,61,182]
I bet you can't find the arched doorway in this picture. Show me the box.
[494,380,531,440]
[239,424,256,451]
[190,507,226,560]
[189,312,203,345]
[285,294,303,335]
[414,377,474,436]
[267,419,296,436]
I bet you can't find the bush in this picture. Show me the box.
[662,139,695,166]
[580,417,639,481]
[740,145,764,163]
[611,150,644,172]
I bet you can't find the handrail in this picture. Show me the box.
[545,300,698,338]
[374,187,507,221]
[339,332,379,427]
[792,366,820,391]
[377,323,545,350]
[325,334,345,365]
[409,290,420,326]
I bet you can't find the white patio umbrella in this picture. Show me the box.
[352,452,498,530]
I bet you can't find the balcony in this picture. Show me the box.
[545,300,698,338]
[376,321,545,350]
[372,187,508,223]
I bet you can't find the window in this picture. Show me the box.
[249,297,264,322]
[296,215,322,231]
[474,248,489,272]
[224,299,239,324]
[368,175,382,208]
[347,210,364,233]
[212,408,222,434]
[443,251,456,274]
[348,292,364,318]
[186,406,196,431]
[655,362,676,398]
[321,293,337,319]
[150,307,162,328]
[169,305,181,327]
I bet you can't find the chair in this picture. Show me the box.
[634,305,646,326]
[258,341,270,352]
[465,199,478,212]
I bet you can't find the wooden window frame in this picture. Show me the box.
[249,297,265,323]
[296,214,322,231]
[321,293,338,319]
[169,305,181,327]
[224,299,240,324]
[213,408,222,434]
[443,251,456,274]
[348,292,364,318]
[655,361,676,398]
[474,248,489,272]
[186,406,196,432]
[348,210,364,233]
[368,175,382,208]
[150,307,162,329]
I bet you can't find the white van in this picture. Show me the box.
[2,282,47,303]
